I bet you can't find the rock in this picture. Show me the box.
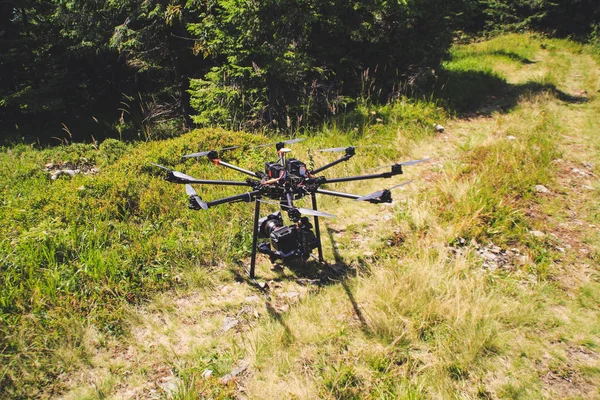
[507,135,517,140]
[556,247,565,253]
[434,123,445,133]
[51,169,77,180]
[582,185,595,190]
[245,295,260,303]
[527,274,538,284]
[159,375,182,396]
[222,317,239,332]
[534,185,550,193]
[531,230,545,238]
[202,370,213,379]
[280,291,300,299]
[220,361,250,384]
[571,168,587,177]
[582,162,594,170]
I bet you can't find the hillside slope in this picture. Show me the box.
[2,34,600,399]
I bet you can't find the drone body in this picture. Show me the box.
[152,138,428,279]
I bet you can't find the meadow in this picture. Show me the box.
[2,33,600,399]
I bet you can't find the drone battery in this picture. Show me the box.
[287,159,307,177]
[269,225,298,254]
[265,162,285,179]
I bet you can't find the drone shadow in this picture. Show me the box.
[231,225,373,337]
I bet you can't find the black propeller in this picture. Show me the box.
[181,145,241,159]
[367,157,430,172]
[258,199,336,218]
[150,163,202,184]
[185,184,208,210]
[356,180,413,202]
[317,144,380,152]
[252,138,307,149]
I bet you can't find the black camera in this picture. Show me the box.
[258,212,318,260]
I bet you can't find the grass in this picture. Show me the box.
[2,33,600,399]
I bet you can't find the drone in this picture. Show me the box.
[151,138,428,280]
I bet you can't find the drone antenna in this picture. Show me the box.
[278,147,292,166]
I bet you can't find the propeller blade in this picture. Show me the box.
[356,190,385,202]
[150,162,171,171]
[318,146,349,152]
[367,157,430,172]
[296,208,336,218]
[399,157,430,166]
[317,144,380,153]
[388,180,413,190]
[185,184,197,196]
[172,170,202,182]
[252,137,307,149]
[182,150,211,159]
[355,180,413,201]
[185,184,208,210]
[283,138,307,145]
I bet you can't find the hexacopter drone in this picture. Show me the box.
[152,138,428,280]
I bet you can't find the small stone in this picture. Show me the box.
[44,162,55,170]
[222,317,239,332]
[202,370,213,379]
[531,230,545,238]
[534,185,550,193]
[245,295,260,303]
[220,361,250,384]
[434,123,445,133]
[571,168,587,177]
[582,185,594,190]
[556,247,565,253]
[363,251,375,257]
[279,304,290,313]
[482,251,497,261]
[582,162,594,170]
[490,246,502,254]
[51,169,76,180]
[159,376,182,396]
[507,135,517,140]
[280,291,300,299]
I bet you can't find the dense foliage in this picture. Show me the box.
[2,0,598,140]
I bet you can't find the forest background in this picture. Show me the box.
[1,0,599,142]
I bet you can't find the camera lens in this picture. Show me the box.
[263,218,283,236]
[258,212,284,238]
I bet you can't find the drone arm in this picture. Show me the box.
[210,159,259,178]
[314,188,362,200]
[182,178,252,186]
[323,169,399,184]
[311,154,353,174]
[204,190,262,208]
